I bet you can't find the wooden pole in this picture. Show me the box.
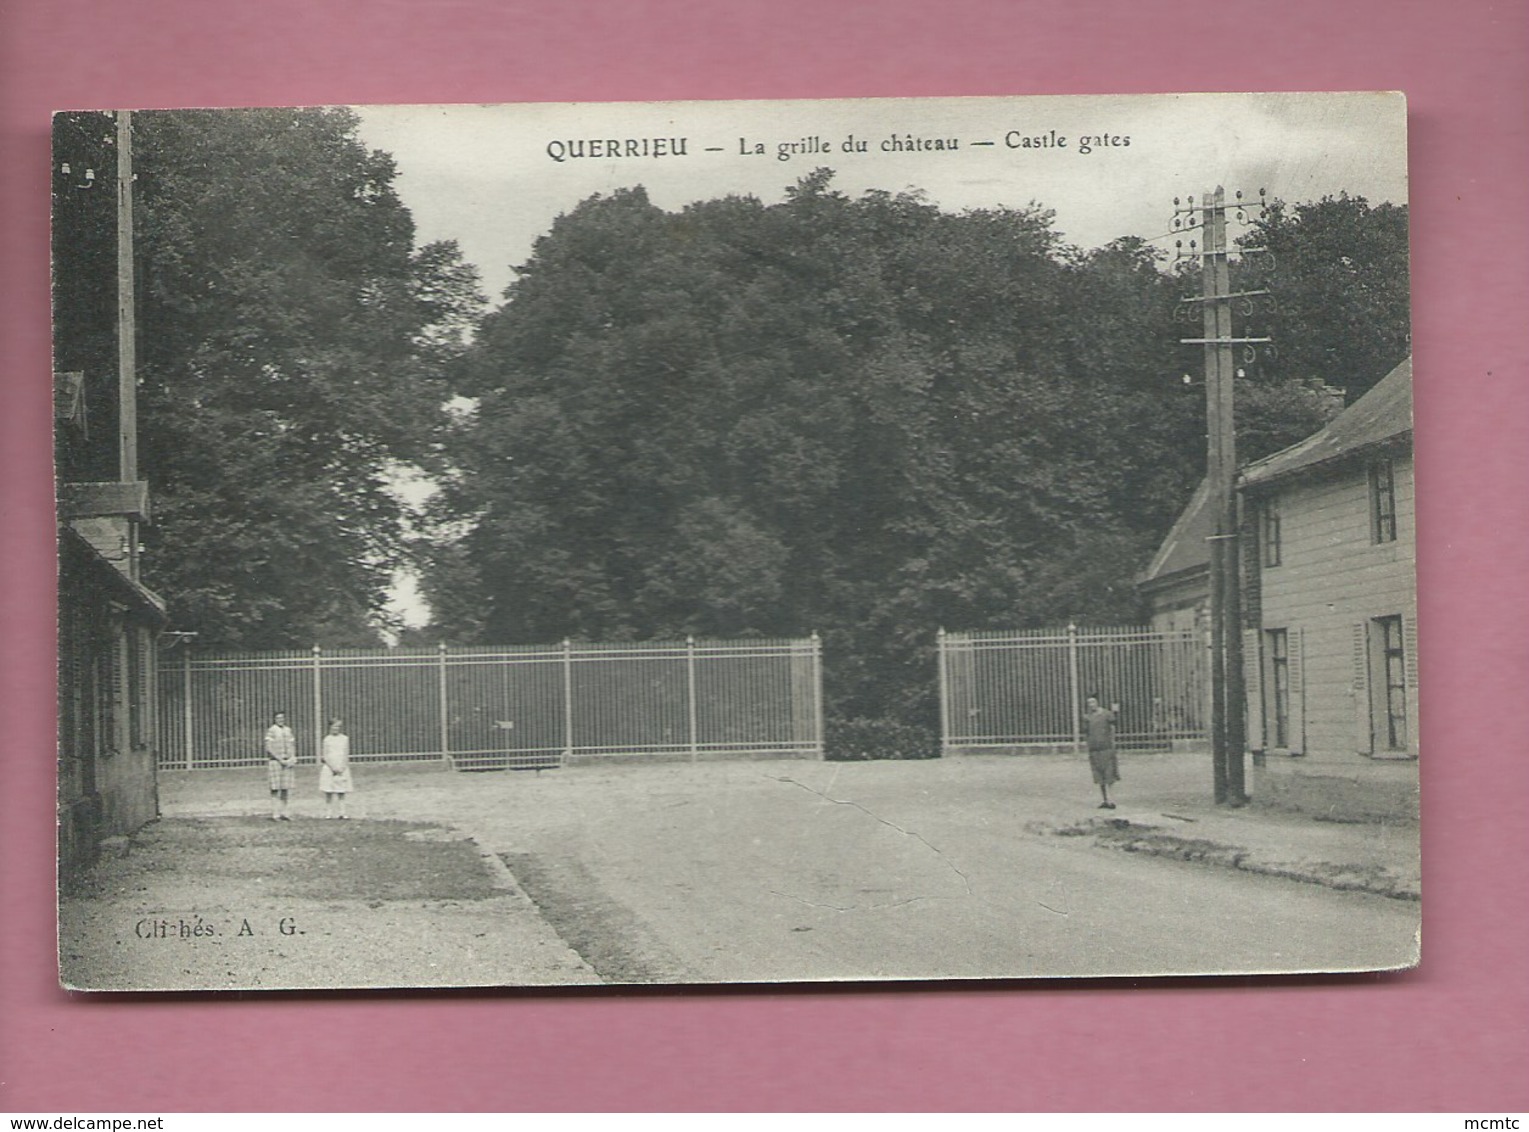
[1215,191,1248,803]
[116,110,136,485]
[1202,188,1231,803]
[116,110,140,582]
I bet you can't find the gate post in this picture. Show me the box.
[1068,623,1082,754]
[562,638,574,764]
[311,645,324,764]
[812,631,825,760]
[437,641,450,766]
[936,628,949,757]
[182,647,193,770]
[686,636,699,763]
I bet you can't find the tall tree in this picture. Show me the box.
[1238,194,1410,404]
[62,108,485,648]
[426,175,1404,726]
[432,174,1206,724]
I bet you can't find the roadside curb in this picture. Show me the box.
[1034,817,1422,902]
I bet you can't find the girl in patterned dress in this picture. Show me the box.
[264,711,298,821]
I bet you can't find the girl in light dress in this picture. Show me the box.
[320,718,354,818]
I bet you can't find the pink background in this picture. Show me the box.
[3,0,1526,1112]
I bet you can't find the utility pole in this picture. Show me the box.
[116,109,140,581]
[1175,186,1268,805]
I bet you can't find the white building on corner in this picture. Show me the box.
[1237,357,1418,821]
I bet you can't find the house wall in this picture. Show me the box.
[57,539,162,874]
[1247,453,1418,818]
[94,723,160,838]
[1144,571,1208,637]
[1142,575,1211,747]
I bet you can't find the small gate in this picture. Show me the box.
[159,636,824,771]
[938,624,1207,754]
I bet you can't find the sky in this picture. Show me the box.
[358,92,1409,628]
[355,92,1409,302]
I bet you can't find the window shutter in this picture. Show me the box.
[134,627,155,748]
[1404,615,1419,756]
[1241,506,1262,628]
[127,626,142,747]
[1286,627,1305,755]
[99,631,123,754]
[1243,629,1264,751]
[1352,621,1373,754]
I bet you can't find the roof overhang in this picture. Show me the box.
[58,524,170,625]
[1238,430,1412,494]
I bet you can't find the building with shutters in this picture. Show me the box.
[1237,358,1418,821]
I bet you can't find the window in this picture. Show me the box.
[1265,628,1290,749]
[1372,615,1408,751]
[1261,498,1282,567]
[1370,460,1397,543]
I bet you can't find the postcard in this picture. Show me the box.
[55,93,1417,990]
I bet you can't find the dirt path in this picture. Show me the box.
[59,813,599,991]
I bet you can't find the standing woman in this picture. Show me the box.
[265,711,298,821]
[1083,695,1121,809]
[320,718,353,819]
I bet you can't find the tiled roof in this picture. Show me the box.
[1240,357,1413,489]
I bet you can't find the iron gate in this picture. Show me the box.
[159,636,824,771]
[938,624,1208,754]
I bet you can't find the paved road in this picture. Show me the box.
[313,756,1419,984]
[61,754,1424,990]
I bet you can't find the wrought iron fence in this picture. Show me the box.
[938,625,1208,753]
[159,636,823,771]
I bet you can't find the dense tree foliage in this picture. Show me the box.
[423,175,1409,726]
[1237,194,1410,404]
[425,175,1205,723]
[56,112,1410,725]
[53,109,484,649]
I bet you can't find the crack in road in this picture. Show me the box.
[769,888,937,914]
[768,774,974,898]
